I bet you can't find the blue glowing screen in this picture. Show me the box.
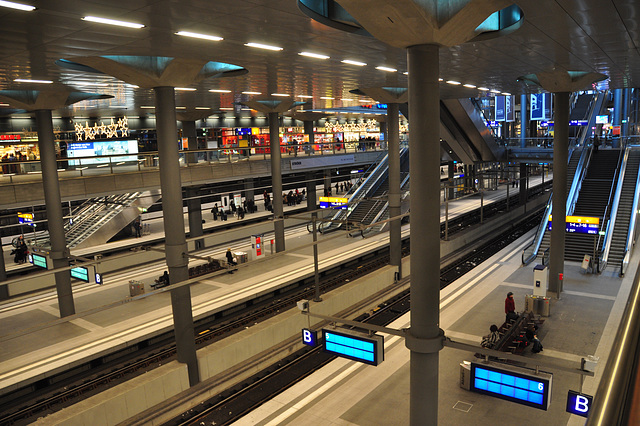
[470,363,550,410]
[566,390,592,418]
[322,329,383,366]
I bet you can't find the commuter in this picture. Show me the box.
[526,325,543,353]
[230,202,236,215]
[593,134,600,154]
[237,205,245,220]
[162,270,170,286]
[221,207,227,221]
[134,218,142,238]
[12,236,28,264]
[212,204,218,220]
[226,248,237,273]
[481,324,500,348]
[505,291,517,322]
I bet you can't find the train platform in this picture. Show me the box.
[233,226,634,426]
[0,173,550,421]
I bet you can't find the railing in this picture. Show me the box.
[622,147,640,276]
[598,144,627,272]
[585,260,640,425]
[0,141,386,182]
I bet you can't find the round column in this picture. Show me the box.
[269,112,285,252]
[155,86,199,385]
[406,44,442,426]
[387,102,402,277]
[36,109,75,317]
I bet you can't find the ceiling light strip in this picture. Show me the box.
[82,16,145,29]
[245,42,283,51]
[299,52,329,59]
[0,0,35,11]
[175,31,223,41]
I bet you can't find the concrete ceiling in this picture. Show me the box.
[0,0,638,118]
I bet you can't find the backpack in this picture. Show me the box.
[532,339,543,353]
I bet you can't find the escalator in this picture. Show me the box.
[602,149,640,270]
[34,191,161,249]
[564,149,621,262]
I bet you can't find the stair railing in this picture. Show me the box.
[622,145,640,276]
[599,145,628,272]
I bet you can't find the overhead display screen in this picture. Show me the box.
[322,328,384,366]
[319,197,348,210]
[470,363,552,410]
[31,253,48,269]
[548,215,600,235]
[70,266,90,283]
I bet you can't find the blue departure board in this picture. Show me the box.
[470,363,551,410]
[322,329,384,366]
[31,253,48,269]
[70,266,90,283]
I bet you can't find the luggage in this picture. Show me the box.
[532,339,543,353]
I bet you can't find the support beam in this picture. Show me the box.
[36,109,75,317]
[406,44,442,426]
[549,92,569,295]
[187,187,204,250]
[269,112,285,252]
[387,102,402,277]
[155,86,199,386]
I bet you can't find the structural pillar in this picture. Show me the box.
[387,102,402,277]
[155,86,199,385]
[182,120,198,164]
[0,230,8,300]
[306,172,317,212]
[36,109,75,317]
[324,170,332,195]
[519,162,528,207]
[186,187,204,250]
[549,92,569,295]
[269,112,285,252]
[406,44,443,426]
[520,94,528,148]
[447,161,455,200]
[380,121,388,150]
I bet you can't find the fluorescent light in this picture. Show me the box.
[438,78,444,82]
[0,1,35,11]
[297,95,313,98]
[0,103,9,106]
[176,106,186,109]
[220,107,233,110]
[446,80,461,85]
[242,91,261,95]
[341,99,354,102]
[126,84,139,88]
[478,87,490,91]
[271,93,290,97]
[14,78,52,84]
[403,72,408,75]
[463,84,476,88]
[359,100,372,103]
[320,97,334,100]
[176,87,196,91]
[299,52,329,60]
[209,89,231,93]
[140,105,154,109]
[490,89,501,93]
[244,42,283,51]
[195,106,211,110]
[376,66,397,72]
[502,92,511,95]
[82,16,144,29]
[342,60,366,66]
[72,82,109,87]
[175,31,223,41]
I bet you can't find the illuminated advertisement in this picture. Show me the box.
[67,139,138,166]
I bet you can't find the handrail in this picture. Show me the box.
[622,146,640,276]
[585,259,640,426]
[599,145,627,272]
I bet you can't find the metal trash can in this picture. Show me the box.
[129,280,144,296]
[525,295,536,313]
[459,361,471,390]
[539,296,551,317]
[234,251,248,264]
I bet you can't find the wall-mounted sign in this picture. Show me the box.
[470,362,552,410]
[566,390,593,418]
[17,212,33,224]
[495,96,506,122]
[74,117,129,141]
[322,328,384,366]
[548,215,600,234]
[290,154,355,170]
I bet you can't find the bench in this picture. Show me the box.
[477,312,544,357]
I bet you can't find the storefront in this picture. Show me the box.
[0,134,40,174]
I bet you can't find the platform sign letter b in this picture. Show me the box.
[302,328,317,347]
[566,390,593,418]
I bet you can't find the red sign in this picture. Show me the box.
[0,134,21,141]
[612,125,621,136]
[256,236,261,256]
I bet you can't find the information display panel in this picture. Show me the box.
[322,328,384,366]
[30,253,48,269]
[319,197,348,210]
[470,362,552,410]
[70,266,90,283]
[566,390,593,417]
[548,215,600,234]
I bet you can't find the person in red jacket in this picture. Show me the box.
[505,292,517,322]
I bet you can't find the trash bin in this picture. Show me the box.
[539,296,551,317]
[525,295,535,313]
[129,280,144,296]
[459,361,471,390]
[234,251,248,264]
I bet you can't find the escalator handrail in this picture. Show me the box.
[622,144,640,276]
[599,144,628,271]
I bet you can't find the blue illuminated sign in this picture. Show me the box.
[548,222,599,234]
[302,328,317,347]
[566,390,593,417]
[470,363,552,410]
[70,266,90,283]
[95,273,103,285]
[376,104,388,109]
[322,329,384,366]
[31,253,48,269]
[495,96,505,122]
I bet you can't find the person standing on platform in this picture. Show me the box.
[212,204,218,221]
[134,218,142,238]
[505,291,517,322]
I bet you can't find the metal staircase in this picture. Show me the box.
[605,149,640,269]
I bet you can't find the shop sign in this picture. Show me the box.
[0,134,21,141]
[324,119,379,133]
[74,117,129,141]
